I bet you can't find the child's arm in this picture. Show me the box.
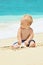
[17,28,22,45]
[24,28,34,44]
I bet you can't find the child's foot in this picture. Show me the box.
[20,44,26,48]
[10,45,20,50]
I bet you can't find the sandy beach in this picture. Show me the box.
[0,33,43,65]
[0,46,43,65]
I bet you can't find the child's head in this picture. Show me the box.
[21,14,33,28]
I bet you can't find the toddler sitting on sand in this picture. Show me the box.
[12,14,36,48]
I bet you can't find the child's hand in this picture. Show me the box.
[18,40,22,45]
[19,43,26,48]
[24,41,28,46]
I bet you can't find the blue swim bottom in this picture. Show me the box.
[13,40,35,47]
[22,40,35,47]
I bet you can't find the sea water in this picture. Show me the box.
[0,0,43,15]
[0,0,43,39]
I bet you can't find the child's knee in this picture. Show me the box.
[29,41,36,47]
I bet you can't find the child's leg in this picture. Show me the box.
[29,40,36,47]
[11,42,20,49]
[29,41,36,47]
[12,40,26,49]
[26,40,36,47]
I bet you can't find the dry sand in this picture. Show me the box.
[0,33,43,65]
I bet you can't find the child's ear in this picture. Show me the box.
[27,21,32,26]
[27,22,30,26]
[27,22,29,26]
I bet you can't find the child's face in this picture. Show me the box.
[21,17,30,29]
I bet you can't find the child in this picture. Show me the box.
[12,14,36,49]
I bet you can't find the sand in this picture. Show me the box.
[0,47,43,65]
[0,33,43,65]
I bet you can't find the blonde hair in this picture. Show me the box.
[23,14,33,25]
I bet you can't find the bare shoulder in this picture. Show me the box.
[18,27,21,33]
[29,27,33,34]
[18,27,21,30]
[30,27,33,31]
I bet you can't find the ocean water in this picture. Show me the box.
[0,0,43,15]
[0,0,43,39]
